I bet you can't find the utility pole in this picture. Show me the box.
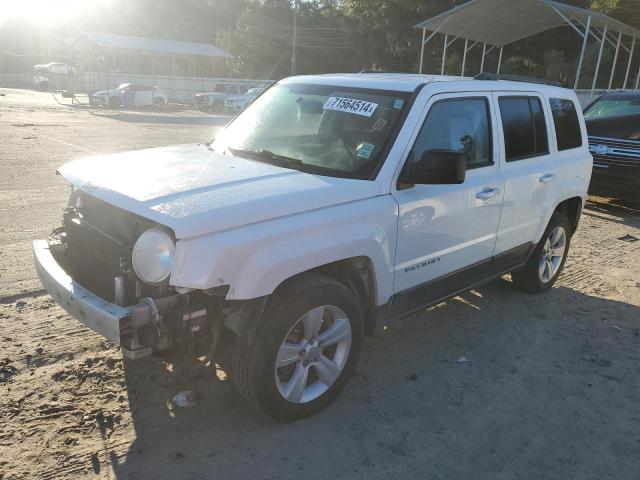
[291,0,299,75]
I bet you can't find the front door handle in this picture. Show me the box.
[540,173,556,183]
[476,187,500,200]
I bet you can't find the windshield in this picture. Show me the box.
[213,84,229,93]
[584,97,640,119]
[212,82,410,179]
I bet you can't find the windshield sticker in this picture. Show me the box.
[393,99,404,110]
[323,97,378,117]
[357,143,376,159]
[371,118,388,131]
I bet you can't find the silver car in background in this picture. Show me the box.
[194,83,251,112]
[224,87,266,112]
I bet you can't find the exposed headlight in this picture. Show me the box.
[132,227,175,285]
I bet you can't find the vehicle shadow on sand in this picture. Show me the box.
[108,280,640,479]
[585,198,640,232]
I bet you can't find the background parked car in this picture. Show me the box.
[194,83,250,112]
[584,92,640,200]
[31,62,76,91]
[33,62,77,75]
[224,87,266,112]
[90,83,169,108]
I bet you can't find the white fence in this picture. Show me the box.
[3,72,637,107]
[79,72,272,103]
[0,72,272,103]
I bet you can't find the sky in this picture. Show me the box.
[0,0,114,25]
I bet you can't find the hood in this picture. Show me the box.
[58,144,380,239]
[586,113,640,141]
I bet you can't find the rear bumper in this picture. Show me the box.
[33,239,129,344]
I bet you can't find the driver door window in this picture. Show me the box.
[411,98,493,170]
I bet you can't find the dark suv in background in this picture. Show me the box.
[584,92,640,200]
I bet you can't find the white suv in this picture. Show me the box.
[33,73,592,421]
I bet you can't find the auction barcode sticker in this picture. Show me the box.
[323,97,378,117]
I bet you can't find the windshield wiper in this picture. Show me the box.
[228,147,302,167]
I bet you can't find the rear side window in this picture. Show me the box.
[411,97,493,170]
[549,98,583,150]
[499,97,549,161]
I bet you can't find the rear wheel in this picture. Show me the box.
[512,211,571,293]
[232,274,364,421]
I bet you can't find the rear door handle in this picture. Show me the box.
[540,173,556,183]
[476,187,500,200]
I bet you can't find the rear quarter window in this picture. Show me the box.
[549,98,583,151]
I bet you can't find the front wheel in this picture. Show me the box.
[512,211,572,293]
[232,274,364,421]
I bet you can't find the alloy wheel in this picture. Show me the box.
[538,226,567,283]
[275,305,352,404]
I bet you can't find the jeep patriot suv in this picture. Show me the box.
[33,73,592,420]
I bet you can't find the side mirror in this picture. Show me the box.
[401,149,466,185]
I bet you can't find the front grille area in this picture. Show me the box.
[588,136,640,169]
[63,213,127,301]
[59,191,156,302]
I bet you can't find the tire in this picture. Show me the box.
[512,211,572,293]
[108,96,122,108]
[232,274,364,421]
[153,97,165,107]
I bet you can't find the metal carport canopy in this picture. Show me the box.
[415,0,640,90]
[415,0,638,48]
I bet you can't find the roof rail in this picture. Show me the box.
[358,69,404,74]
[474,73,564,88]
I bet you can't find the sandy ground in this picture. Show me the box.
[0,88,639,480]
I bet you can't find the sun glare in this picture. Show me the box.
[0,0,113,24]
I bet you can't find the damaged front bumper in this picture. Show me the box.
[33,239,176,359]
[34,239,129,344]
[33,235,268,362]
